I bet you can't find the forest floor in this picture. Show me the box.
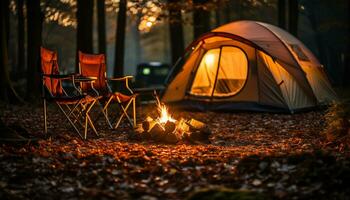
[0,103,349,199]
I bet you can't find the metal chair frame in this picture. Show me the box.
[78,52,137,129]
[104,76,137,129]
[41,48,100,139]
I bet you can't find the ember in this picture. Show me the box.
[134,92,211,143]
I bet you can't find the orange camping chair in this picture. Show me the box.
[41,47,100,139]
[78,51,137,129]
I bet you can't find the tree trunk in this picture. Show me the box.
[0,0,22,103]
[97,0,106,54]
[345,1,350,86]
[278,0,286,29]
[288,0,298,36]
[113,0,127,77]
[307,6,326,66]
[26,0,42,100]
[4,0,10,45]
[215,0,228,26]
[193,0,210,39]
[76,0,94,70]
[168,0,184,65]
[17,0,25,75]
[224,1,231,22]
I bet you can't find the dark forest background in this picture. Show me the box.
[0,0,349,103]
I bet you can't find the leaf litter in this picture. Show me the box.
[0,104,349,199]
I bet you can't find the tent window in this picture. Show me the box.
[190,46,248,97]
[214,46,248,96]
[190,48,220,96]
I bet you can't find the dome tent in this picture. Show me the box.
[161,20,337,113]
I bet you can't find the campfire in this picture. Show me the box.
[134,93,211,144]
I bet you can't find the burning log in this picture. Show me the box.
[187,118,211,142]
[133,92,211,143]
[134,116,210,144]
[142,116,156,132]
[148,121,178,143]
[149,122,165,141]
[163,132,180,144]
[176,118,190,135]
[164,121,176,133]
[188,118,206,130]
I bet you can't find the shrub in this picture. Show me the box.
[323,101,350,150]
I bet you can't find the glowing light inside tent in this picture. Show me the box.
[205,54,215,66]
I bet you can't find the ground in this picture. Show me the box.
[0,104,349,199]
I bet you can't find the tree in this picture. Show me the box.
[17,0,25,75]
[302,0,326,66]
[346,1,350,86]
[215,0,230,27]
[0,0,22,103]
[26,0,42,99]
[4,0,10,45]
[168,0,184,65]
[193,0,211,39]
[97,0,106,54]
[76,0,94,69]
[301,0,348,85]
[278,0,286,29]
[288,0,299,36]
[114,0,127,77]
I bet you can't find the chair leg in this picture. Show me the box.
[87,115,98,136]
[104,107,112,128]
[43,99,48,134]
[84,114,88,139]
[114,111,124,129]
[66,104,85,128]
[57,103,84,139]
[123,100,134,126]
[102,96,114,129]
[86,100,99,136]
[114,99,133,129]
[132,97,136,128]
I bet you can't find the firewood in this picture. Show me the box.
[149,122,165,141]
[176,118,190,133]
[142,116,154,132]
[163,132,179,144]
[134,124,144,134]
[187,118,207,130]
[164,121,176,133]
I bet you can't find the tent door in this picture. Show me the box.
[189,46,249,98]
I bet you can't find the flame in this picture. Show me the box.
[154,90,175,124]
[158,104,175,124]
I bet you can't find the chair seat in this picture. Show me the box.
[50,95,98,104]
[111,92,137,103]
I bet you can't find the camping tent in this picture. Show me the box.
[162,20,337,112]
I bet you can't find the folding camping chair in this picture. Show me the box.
[41,47,100,139]
[78,51,137,129]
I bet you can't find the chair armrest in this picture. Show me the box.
[72,76,99,96]
[73,76,97,82]
[107,76,134,94]
[107,76,133,81]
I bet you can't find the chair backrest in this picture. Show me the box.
[79,51,108,93]
[41,47,63,96]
